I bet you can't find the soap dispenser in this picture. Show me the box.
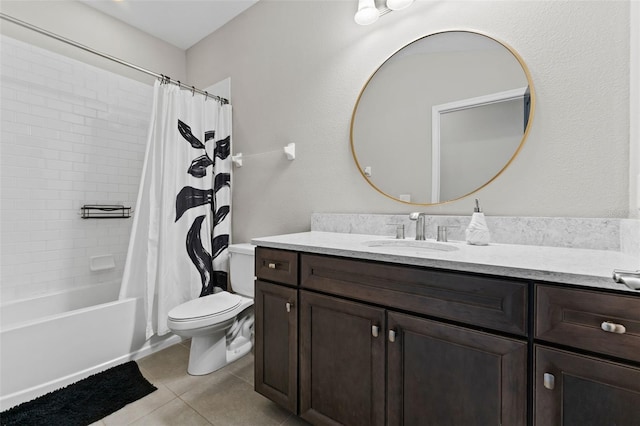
[465,199,490,246]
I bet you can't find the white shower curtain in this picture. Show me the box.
[120,80,232,339]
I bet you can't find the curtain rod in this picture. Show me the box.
[0,12,229,105]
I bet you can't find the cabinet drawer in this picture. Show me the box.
[255,247,298,286]
[301,253,528,336]
[536,285,640,362]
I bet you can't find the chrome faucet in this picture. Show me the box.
[409,212,427,240]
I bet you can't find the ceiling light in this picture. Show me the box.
[354,0,379,25]
[386,0,414,11]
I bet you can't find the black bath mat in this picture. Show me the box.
[0,361,156,426]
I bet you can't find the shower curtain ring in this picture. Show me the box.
[204,91,209,100]
[191,86,195,96]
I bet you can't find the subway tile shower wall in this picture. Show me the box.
[0,35,153,303]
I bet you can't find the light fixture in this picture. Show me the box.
[354,0,379,25]
[386,0,414,11]
[355,0,415,25]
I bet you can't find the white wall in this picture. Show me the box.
[187,0,633,243]
[0,35,152,303]
[0,0,187,84]
[631,0,639,217]
[0,0,635,247]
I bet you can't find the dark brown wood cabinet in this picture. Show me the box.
[254,278,298,414]
[535,285,640,362]
[255,247,640,426]
[387,312,527,426]
[534,346,640,426]
[534,285,640,426]
[301,253,528,336]
[299,291,386,426]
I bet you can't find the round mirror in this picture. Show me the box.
[351,30,535,205]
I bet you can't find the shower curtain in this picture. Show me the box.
[120,80,232,339]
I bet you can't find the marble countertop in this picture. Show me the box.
[251,231,640,294]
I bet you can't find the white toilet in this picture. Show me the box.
[167,243,256,375]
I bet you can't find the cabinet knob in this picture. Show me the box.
[285,302,293,313]
[388,329,397,343]
[601,321,626,334]
[543,373,555,390]
[372,325,379,337]
[268,262,277,269]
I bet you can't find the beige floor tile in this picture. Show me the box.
[130,398,211,426]
[138,344,231,396]
[102,383,177,425]
[181,373,290,426]
[88,420,106,426]
[225,353,255,386]
[280,414,312,426]
[137,343,190,382]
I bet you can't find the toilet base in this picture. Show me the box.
[185,314,254,376]
[187,328,229,376]
[227,336,252,365]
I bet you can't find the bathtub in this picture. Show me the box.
[0,282,180,410]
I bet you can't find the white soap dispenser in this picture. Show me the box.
[465,199,490,246]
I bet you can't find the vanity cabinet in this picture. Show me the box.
[298,291,527,426]
[298,253,528,426]
[534,285,640,425]
[254,248,299,414]
[255,247,640,426]
[387,312,526,426]
[534,346,640,425]
[299,291,386,426]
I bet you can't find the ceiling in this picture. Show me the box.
[79,0,259,50]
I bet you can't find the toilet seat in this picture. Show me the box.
[169,292,241,322]
[167,292,251,332]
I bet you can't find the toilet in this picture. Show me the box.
[167,243,256,375]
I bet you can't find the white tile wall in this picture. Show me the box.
[0,35,153,304]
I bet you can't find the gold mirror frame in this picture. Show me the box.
[350,30,536,206]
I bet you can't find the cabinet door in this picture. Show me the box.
[254,280,298,414]
[300,290,386,426]
[535,345,640,426]
[387,312,527,426]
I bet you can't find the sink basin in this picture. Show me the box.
[362,239,459,252]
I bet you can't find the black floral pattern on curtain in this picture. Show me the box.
[174,119,230,297]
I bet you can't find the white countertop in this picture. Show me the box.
[251,231,640,293]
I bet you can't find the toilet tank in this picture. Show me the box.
[228,243,256,298]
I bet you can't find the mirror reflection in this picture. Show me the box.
[351,31,534,205]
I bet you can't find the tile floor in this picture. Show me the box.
[91,340,310,426]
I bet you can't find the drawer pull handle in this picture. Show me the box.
[543,373,555,390]
[601,321,626,334]
[389,329,396,343]
[268,262,277,269]
[372,325,379,338]
[286,302,293,313]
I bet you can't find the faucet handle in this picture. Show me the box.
[387,223,405,239]
[436,225,459,242]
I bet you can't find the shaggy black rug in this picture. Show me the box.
[1,361,156,426]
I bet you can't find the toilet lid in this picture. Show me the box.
[168,292,242,321]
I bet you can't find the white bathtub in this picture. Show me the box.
[0,282,180,410]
